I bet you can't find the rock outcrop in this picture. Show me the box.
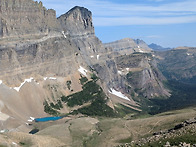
[104,38,151,55]
[0,0,60,38]
[134,39,152,51]
[157,47,196,83]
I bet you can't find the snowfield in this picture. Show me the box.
[109,88,130,101]
[62,31,67,38]
[97,55,100,60]
[44,77,57,80]
[49,77,57,80]
[118,71,123,75]
[78,66,88,76]
[28,116,35,122]
[187,53,191,56]
[139,49,144,53]
[13,77,34,92]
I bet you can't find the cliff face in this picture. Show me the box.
[58,6,94,37]
[0,0,60,38]
[58,6,109,66]
[0,1,85,86]
[134,39,152,51]
[58,6,169,100]
[104,38,152,55]
[157,47,196,83]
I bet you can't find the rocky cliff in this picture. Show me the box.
[0,1,88,130]
[58,6,169,102]
[0,0,60,38]
[104,38,151,55]
[157,47,196,83]
[134,39,152,51]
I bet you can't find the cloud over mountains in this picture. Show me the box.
[42,0,196,26]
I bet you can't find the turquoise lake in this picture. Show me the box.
[35,116,62,122]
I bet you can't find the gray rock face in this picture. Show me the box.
[157,47,196,83]
[104,38,151,55]
[0,0,61,38]
[0,1,82,85]
[58,6,108,66]
[134,39,152,51]
[58,6,94,37]
[115,53,170,98]
[0,36,79,85]
[58,6,169,99]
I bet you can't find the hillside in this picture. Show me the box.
[0,107,196,146]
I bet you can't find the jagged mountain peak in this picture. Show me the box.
[58,6,94,37]
[134,39,152,51]
[67,6,92,15]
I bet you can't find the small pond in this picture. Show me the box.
[29,129,39,134]
[35,116,62,122]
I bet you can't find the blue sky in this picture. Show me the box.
[41,0,196,48]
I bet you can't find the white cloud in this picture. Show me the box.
[41,0,196,26]
[94,16,196,26]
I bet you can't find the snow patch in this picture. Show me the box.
[13,77,34,92]
[44,77,57,80]
[62,31,67,38]
[118,71,123,75]
[97,55,100,60]
[12,142,17,145]
[28,119,33,122]
[0,129,6,133]
[138,49,144,53]
[126,68,129,71]
[109,88,130,101]
[28,116,35,122]
[138,46,140,48]
[78,66,88,76]
[30,117,35,120]
[187,53,191,56]
[0,80,2,85]
[49,77,57,80]
[90,55,94,58]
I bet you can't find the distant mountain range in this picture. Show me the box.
[148,43,171,51]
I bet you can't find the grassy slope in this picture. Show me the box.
[32,107,196,147]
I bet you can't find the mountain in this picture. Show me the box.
[149,43,171,51]
[1,1,196,146]
[0,1,170,130]
[0,1,88,130]
[134,39,152,51]
[104,38,152,55]
[156,46,196,83]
